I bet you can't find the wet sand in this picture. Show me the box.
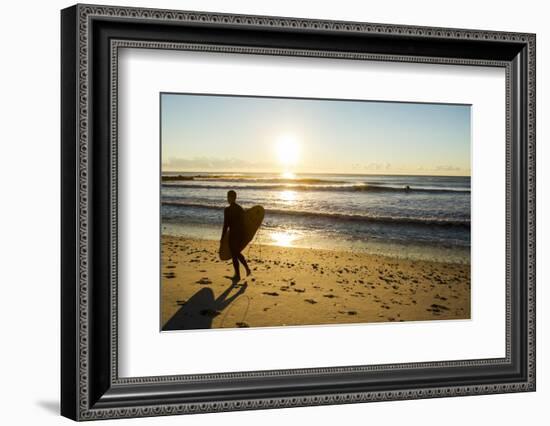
[161,235,470,330]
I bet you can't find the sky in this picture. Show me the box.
[161,93,471,176]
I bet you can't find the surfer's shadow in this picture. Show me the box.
[163,282,248,330]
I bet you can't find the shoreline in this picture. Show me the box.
[161,223,471,264]
[161,235,471,330]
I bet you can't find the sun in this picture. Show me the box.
[275,134,300,167]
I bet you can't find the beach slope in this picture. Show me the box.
[161,235,470,330]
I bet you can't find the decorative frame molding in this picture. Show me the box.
[61,4,535,421]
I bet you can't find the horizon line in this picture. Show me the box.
[160,170,472,178]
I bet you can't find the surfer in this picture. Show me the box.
[221,190,251,281]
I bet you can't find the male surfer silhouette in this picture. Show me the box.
[221,190,251,281]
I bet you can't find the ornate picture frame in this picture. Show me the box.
[61,4,535,421]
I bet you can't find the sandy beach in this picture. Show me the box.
[161,235,470,330]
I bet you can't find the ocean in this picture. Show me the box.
[161,172,471,263]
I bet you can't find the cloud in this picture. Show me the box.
[351,162,468,175]
[360,162,392,171]
[434,165,463,172]
[163,156,267,171]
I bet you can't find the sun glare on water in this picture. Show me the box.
[280,190,297,202]
[270,231,297,247]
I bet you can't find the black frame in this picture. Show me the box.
[61,4,536,421]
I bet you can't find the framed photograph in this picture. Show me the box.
[61,4,536,421]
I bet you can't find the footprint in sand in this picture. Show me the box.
[164,272,176,279]
[236,322,250,328]
[263,292,279,296]
[195,277,212,285]
[428,303,450,314]
[304,299,317,304]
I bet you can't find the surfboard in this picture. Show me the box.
[219,205,265,261]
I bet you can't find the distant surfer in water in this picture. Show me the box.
[221,190,251,281]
